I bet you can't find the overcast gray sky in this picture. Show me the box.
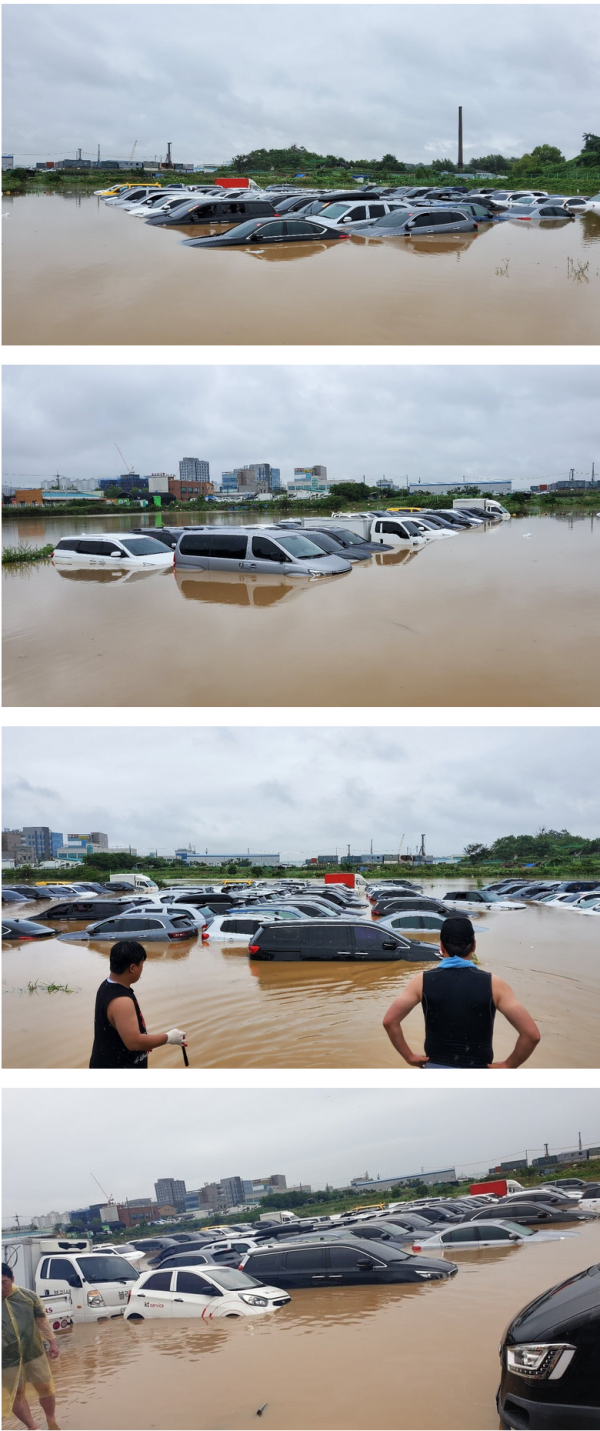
[3,6,596,167]
[3,1088,598,1219]
[3,366,598,491]
[3,727,598,859]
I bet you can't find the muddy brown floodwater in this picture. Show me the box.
[3,886,599,1068]
[3,512,599,707]
[2,193,599,344]
[3,1224,599,1431]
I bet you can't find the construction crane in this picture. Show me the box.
[397,834,405,860]
[129,140,137,164]
[114,443,134,475]
[90,1172,114,1205]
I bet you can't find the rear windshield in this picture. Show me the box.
[225,219,262,237]
[318,203,349,218]
[119,538,167,555]
[372,209,410,227]
[329,528,365,546]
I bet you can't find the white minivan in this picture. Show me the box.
[124,1264,291,1319]
[52,534,174,570]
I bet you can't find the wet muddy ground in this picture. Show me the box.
[3,1222,599,1430]
[3,886,598,1068]
[3,193,599,344]
[3,513,599,707]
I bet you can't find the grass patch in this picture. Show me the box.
[2,543,54,565]
[26,979,76,995]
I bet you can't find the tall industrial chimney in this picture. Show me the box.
[458,107,463,168]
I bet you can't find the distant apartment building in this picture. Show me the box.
[219,464,280,494]
[197,1182,228,1213]
[179,458,210,483]
[243,1174,287,1199]
[221,1176,245,1208]
[154,1178,187,1211]
[21,827,56,862]
[289,466,329,496]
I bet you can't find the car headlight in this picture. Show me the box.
[87,1291,106,1307]
[414,1271,437,1278]
[506,1344,576,1380]
[239,1294,268,1307]
[308,569,325,577]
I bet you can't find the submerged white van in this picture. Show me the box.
[52,534,174,570]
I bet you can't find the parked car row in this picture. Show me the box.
[50,505,507,581]
[96,180,598,251]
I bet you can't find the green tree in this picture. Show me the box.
[226,862,238,874]
[250,865,264,877]
[463,842,491,864]
[582,133,600,153]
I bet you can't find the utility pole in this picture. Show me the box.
[166,142,173,169]
[544,1143,549,1157]
[420,834,426,857]
[97,145,100,163]
[77,147,82,161]
[458,106,463,168]
[579,1130,582,1151]
[569,468,574,482]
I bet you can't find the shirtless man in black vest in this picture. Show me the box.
[382,916,540,1069]
[89,940,187,1068]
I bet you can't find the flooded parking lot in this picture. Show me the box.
[3,885,599,1068]
[2,193,599,345]
[3,1221,599,1431]
[3,511,599,707]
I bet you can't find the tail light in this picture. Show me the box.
[168,931,188,939]
[127,1290,131,1303]
[238,1262,244,1270]
[412,1243,422,1252]
[249,943,260,954]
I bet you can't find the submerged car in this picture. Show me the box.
[52,534,174,569]
[498,1262,600,1429]
[248,918,437,962]
[183,216,349,247]
[443,890,525,911]
[2,917,57,940]
[241,1236,457,1286]
[174,528,351,577]
[124,1265,290,1319]
[371,207,478,236]
[84,911,198,942]
[146,196,276,226]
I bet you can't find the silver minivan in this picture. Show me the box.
[174,527,352,577]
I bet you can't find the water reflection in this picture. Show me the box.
[579,213,600,244]
[240,242,333,264]
[55,565,166,586]
[247,953,437,997]
[372,547,422,568]
[175,569,318,607]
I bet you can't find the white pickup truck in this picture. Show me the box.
[3,1237,139,1323]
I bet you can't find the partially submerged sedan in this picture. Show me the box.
[350,206,478,237]
[124,1265,290,1319]
[443,890,526,911]
[2,917,57,941]
[410,1221,571,1251]
[241,1236,457,1286]
[183,216,349,247]
[52,534,174,570]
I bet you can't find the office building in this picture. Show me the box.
[289,466,330,496]
[179,458,210,483]
[21,827,55,861]
[407,480,511,496]
[98,474,148,493]
[221,1176,245,1208]
[154,1178,187,1211]
[168,476,214,500]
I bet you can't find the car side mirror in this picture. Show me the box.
[357,1259,374,1269]
[68,1274,82,1287]
[382,939,398,949]
[110,551,123,558]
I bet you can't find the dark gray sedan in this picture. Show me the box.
[182,216,349,247]
[146,197,276,226]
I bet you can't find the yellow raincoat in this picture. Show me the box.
[2,1285,55,1415]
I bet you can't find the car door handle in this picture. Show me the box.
[174,1298,183,1302]
[328,1275,343,1280]
[311,1275,325,1281]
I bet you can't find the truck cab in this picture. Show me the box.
[3,1237,139,1323]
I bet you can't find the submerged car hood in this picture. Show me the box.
[504,1263,600,1343]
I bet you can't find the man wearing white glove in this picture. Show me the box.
[89,941,187,1068]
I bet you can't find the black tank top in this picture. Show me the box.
[422,965,495,1067]
[89,980,148,1068]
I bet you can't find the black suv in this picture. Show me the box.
[241,1236,456,1286]
[498,1262,600,1428]
[248,918,437,962]
[41,899,135,921]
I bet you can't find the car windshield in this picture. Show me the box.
[495,1222,532,1237]
[119,538,168,555]
[208,1269,261,1290]
[318,203,349,218]
[277,535,325,559]
[76,1255,137,1281]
